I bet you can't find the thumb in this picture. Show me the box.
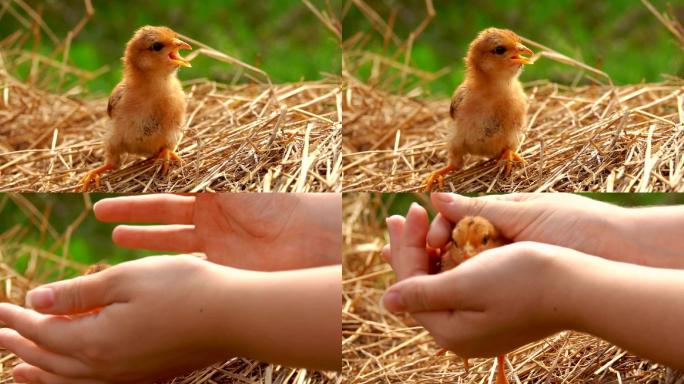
[26,271,118,315]
[383,273,454,313]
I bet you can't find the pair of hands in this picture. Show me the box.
[1,193,342,383]
[381,193,678,358]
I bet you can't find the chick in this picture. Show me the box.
[79,26,192,191]
[440,216,509,384]
[424,28,534,191]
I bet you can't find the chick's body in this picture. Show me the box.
[440,215,510,384]
[80,26,192,191]
[441,215,507,271]
[425,28,533,191]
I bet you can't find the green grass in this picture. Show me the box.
[0,0,340,96]
[343,0,684,96]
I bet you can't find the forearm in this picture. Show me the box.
[558,254,684,369]
[617,206,684,269]
[291,193,342,268]
[216,264,342,371]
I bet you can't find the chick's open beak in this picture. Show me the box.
[511,44,534,65]
[169,38,192,68]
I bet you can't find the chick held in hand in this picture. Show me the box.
[440,216,510,384]
[79,26,192,191]
[424,28,534,191]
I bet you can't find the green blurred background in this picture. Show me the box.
[343,0,684,95]
[0,194,158,280]
[0,0,340,96]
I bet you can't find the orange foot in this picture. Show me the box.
[423,164,458,192]
[78,163,114,192]
[152,148,182,176]
[436,349,470,373]
[496,354,509,384]
[497,148,526,177]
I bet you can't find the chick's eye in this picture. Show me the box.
[482,235,489,245]
[151,42,164,51]
[493,46,506,55]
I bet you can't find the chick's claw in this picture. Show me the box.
[153,148,183,176]
[497,148,526,177]
[78,163,114,192]
[423,164,458,192]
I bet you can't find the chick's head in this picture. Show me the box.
[124,26,192,74]
[465,28,533,79]
[451,216,503,258]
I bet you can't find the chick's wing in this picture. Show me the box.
[450,85,467,120]
[107,83,126,118]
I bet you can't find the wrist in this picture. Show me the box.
[539,247,594,332]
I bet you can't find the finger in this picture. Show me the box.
[386,215,405,272]
[0,329,92,377]
[431,193,522,228]
[13,363,106,384]
[381,244,391,262]
[383,273,458,313]
[0,304,93,353]
[394,203,430,281]
[26,271,122,315]
[94,194,195,224]
[112,225,199,253]
[427,213,453,249]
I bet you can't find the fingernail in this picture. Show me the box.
[433,193,455,203]
[26,288,54,309]
[383,290,406,313]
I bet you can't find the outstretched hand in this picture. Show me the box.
[94,194,341,271]
[0,256,244,383]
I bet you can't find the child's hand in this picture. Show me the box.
[382,204,575,358]
[425,193,633,264]
[94,194,341,271]
[0,256,243,382]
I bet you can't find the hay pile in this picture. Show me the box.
[342,193,682,383]
[0,194,341,383]
[0,1,341,193]
[342,0,684,193]
[0,71,341,192]
[342,77,683,192]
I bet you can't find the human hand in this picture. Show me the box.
[0,256,242,383]
[94,193,341,271]
[382,203,577,358]
[424,193,638,265]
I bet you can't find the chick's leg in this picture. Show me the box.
[78,163,114,192]
[153,147,182,176]
[495,355,509,384]
[423,164,458,192]
[497,148,526,177]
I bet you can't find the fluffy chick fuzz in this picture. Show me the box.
[440,215,510,384]
[441,215,507,271]
[424,28,534,191]
[79,26,192,191]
